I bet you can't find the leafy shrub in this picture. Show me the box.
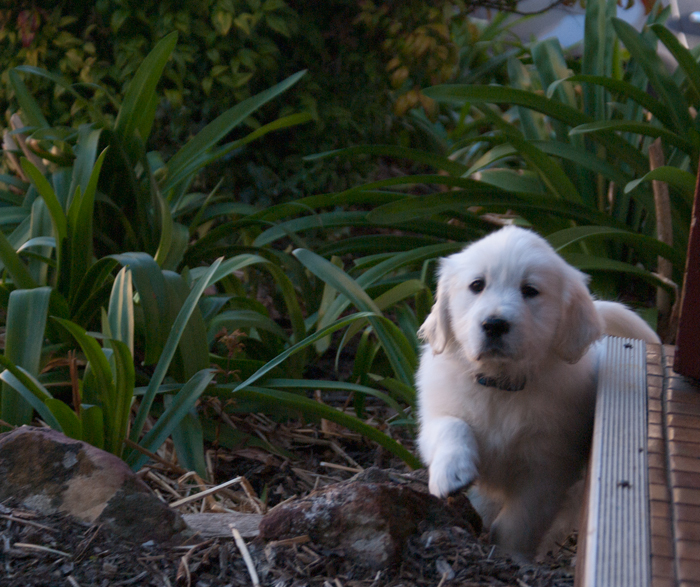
[0,33,422,473]
[306,0,696,333]
[0,0,524,201]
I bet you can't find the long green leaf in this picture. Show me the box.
[114,31,178,142]
[108,266,135,355]
[45,399,82,440]
[0,366,61,431]
[564,253,675,292]
[110,253,168,364]
[569,120,696,154]
[109,338,135,457]
[264,378,409,419]
[129,258,223,443]
[234,312,376,391]
[0,287,51,426]
[651,24,700,107]
[424,84,649,173]
[68,148,108,305]
[229,385,421,469]
[53,318,117,421]
[612,18,693,135]
[164,112,313,195]
[128,368,215,471]
[550,74,674,129]
[547,226,684,269]
[165,70,306,192]
[293,250,416,385]
[15,66,106,124]
[0,229,37,289]
[304,145,469,176]
[20,158,67,239]
[624,166,696,203]
[8,70,49,129]
[169,401,207,477]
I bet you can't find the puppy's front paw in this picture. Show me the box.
[428,448,478,498]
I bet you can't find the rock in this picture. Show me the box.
[259,468,481,569]
[0,426,185,542]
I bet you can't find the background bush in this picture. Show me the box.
[0,0,523,202]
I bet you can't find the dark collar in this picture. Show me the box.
[476,373,526,392]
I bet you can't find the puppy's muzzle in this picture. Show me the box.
[482,316,510,339]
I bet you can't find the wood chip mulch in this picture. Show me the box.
[1,404,578,586]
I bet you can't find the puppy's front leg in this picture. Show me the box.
[418,416,479,498]
[490,479,568,559]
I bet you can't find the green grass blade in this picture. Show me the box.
[624,166,696,204]
[129,258,223,443]
[0,229,37,290]
[564,253,675,293]
[163,112,312,195]
[67,126,102,210]
[581,0,615,118]
[233,312,377,391]
[229,385,421,469]
[80,405,104,450]
[108,338,135,457]
[162,270,210,381]
[551,74,674,129]
[68,148,108,305]
[20,158,67,239]
[110,253,168,364]
[108,266,135,355]
[44,399,82,440]
[128,368,215,471]
[424,85,649,173]
[207,310,289,345]
[612,18,693,135]
[569,120,696,153]
[264,378,409,419]
[15,66,105,124]
[0,366,61,431]
[0,287,51,425]
[114,31,178,142]
[168,402,207,478]
[651,24,700,107]
[8,70,49,129]
[547,226,684,269]
[304,145,469,176]
[165,70,306,191]
[293,250,415,385]
[53,318,117,420]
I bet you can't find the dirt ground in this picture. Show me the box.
[0,502,576,587]
[0,410,578,587]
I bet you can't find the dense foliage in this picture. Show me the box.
[0,0,695,478]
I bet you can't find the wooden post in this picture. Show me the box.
[674,160,700,378]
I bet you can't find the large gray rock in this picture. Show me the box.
[0,426,186,542]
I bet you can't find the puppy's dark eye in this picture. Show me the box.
[521,284,539,299]
[469,279,485,294]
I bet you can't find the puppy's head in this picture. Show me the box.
[419,226,602,381]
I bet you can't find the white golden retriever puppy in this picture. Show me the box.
[417,225,659,559]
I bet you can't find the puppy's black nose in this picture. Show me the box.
[482,316,510,338]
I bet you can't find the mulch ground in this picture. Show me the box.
[1,407,578,587]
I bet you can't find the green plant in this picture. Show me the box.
[297,0,697,327]
[0,31,424,472]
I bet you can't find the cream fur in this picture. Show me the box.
[416,226,660,559]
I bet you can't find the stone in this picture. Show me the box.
[0,426,186,542]
[259,467,481,569]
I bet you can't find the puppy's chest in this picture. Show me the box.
[469,393,565,458]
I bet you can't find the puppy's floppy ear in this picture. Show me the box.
[554,268,604,363]
[418,262,454,354]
